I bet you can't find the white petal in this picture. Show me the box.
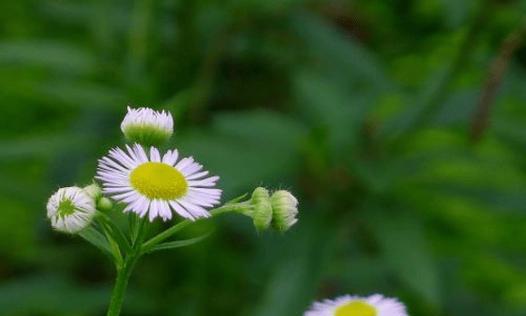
[169,200,194,220]
[178,198,210,219]
[149,200,160,221]
[185,170,209,180]
[150,147,161,162]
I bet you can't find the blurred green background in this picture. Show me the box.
[1,0,526,315]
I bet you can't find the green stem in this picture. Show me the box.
[106,255,138,316]
[105,203,246,315]
[106,216,147,316]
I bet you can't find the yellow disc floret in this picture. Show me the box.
[130,162,188,200]
[335,301,377,316]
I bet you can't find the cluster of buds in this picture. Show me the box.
[244,187,299,232]
[46,106,299,235]
[45,106,301,316]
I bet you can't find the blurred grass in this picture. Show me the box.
[1,0,526,315]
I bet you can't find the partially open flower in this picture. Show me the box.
[270,190,298,232]
[304,294,408,316]
[121,106,173,146]
[97,144,221,221]
[47,187,97,234]
[250,187,273,231]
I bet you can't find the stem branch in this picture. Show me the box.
[141,204,244,252]
[470,17,526,142]
[104,202,246,315]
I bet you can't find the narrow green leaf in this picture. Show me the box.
[97,220,123,266]
[145,232,212,254]
[225,193,248,205]
[98,213,131,252]
[128,213,138,245]
[79,227,112,256]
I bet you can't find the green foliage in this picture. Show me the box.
[1,0,526,315]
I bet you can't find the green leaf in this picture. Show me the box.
[180,110,305,193]
[225,193,248,205]
[79,227,112,257]
[0,274,157,315]
[0,134,92,160]
[98,213,131,252]
[369,211,440,306]
[292,13,392,90]
[0,40,96,74]
[145,232,212,254]
[213,109,307,148]
[250,214,335,316]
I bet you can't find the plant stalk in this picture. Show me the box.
[105,203,246,315]
[106,216,147,316]
[106,255,138,316]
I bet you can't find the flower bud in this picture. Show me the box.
[47,187,97,234]
[250,187,272,231]
[270,190,298,232]
[97,197,114,212]
[83,183,102,200]
[121,106,174,146]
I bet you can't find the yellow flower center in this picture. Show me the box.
[130,162,188,200]
[335,301,377,316]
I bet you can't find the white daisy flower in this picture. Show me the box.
[270,190,298,232]
[96,144,222,222]
[47,186,97,234]
[305,294,408,316]
[121,106,174,146]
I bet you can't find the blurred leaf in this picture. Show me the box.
[36,81,126,108]
[292,12,393,90]
[0,196,37,260]
[0,41,96,74]
[180,110,306,194]
[0,134,93,160]
[0,274,155,315]
[250,215,335,316]
[213,109,306,147]
[369,211,440,306]
[294,70,363,150]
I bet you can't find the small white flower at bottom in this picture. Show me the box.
[47,187,97,234]
[97,144,222,222]
[304,294,408,316]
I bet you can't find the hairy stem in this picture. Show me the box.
[106,255,138,316]
[104,203,246,315]
[106,216,147,316]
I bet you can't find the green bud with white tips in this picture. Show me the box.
[250,187,272,231]
[270,190,298,232]
[121,106,174,147]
